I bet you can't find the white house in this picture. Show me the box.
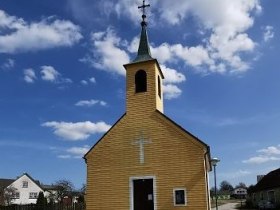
[233,187,247,199]
[2,173,45,205]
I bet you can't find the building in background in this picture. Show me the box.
[0,173,44,205]
[247,168,280,209]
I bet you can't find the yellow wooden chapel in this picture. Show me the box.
[84,1,212,210]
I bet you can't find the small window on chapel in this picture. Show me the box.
[135,70,147,93]
[173,188,187,206]
[158,76,161,98]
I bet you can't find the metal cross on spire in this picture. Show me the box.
[138,0,150,25]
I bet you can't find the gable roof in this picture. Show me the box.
[84,113,126,160]
[155,110,209,148]
[84,111,211,168]
[1,173,43,190]
[251,168,280,192]
[18,173,42,189]
[155,110,211,170]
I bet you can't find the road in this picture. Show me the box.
[211,202,239,210]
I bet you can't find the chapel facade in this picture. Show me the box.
[85,2,212,210]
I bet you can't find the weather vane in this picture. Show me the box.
[138,0,150,25]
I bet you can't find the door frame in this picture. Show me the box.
[129,176,157,210]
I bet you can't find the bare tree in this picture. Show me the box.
[219,180,234,192]
[54,179,74,203]
[3,186,17,205]
[235,182,247,189]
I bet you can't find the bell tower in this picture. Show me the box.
[124,0,164,115]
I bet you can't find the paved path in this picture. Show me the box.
[211,202,239,210]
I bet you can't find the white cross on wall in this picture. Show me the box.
[132,133,151,164]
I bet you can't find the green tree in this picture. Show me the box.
[36,192,47,206]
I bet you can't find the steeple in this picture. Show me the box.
[124,0,164,114]
[133,0,153,63]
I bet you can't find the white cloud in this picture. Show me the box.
[66,145,90,157]
[57,155,71,159]
[258,146,280,155]
[160,65,186,99]
[150,43,174,64]
[263,25,274,42]
[1,58,15,70]
[51,145,90,159]
[81,28,129,76]
[40,65,72,84]
[75,99,107,107]
[81,80,88,85]
[99,0,260,73]
[163,84,182,100]
[243,145,280,164]
[82,28,186,100]
[0,10,82,54]
[89,77,96,83]
[23,68,37,83]
[80,77,96,85]
[42,121,111,141]
[243,156,280,164]
[40,65,60,82]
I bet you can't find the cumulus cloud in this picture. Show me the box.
[161,65,186,84]
[258,146,280,155]
[163,84,182,100]
[80,77,96,86]
[75,99,107,107]
[23,68,37,83]
[243,145,280,164]
[0,10,82,54]
[42,121,111,141]
[89,77,96,83]
[243,156,280,164]
[57,155,71,159]
[40,65,72,84]
[80,28,129,75]
[51,145,90,159]
[1,58,15,70]
[263,25,274,42]
[41,66,60,82]
[81,0,262,97]
[66,145,90,157]
[82,28,186,99]
[94,0,261,73]
[80,80,88,85]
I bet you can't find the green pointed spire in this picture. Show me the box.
[132,0,153,63]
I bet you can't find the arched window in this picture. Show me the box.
[158,76,161,98]
[135,70,147,93]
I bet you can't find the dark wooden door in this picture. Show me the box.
[133,179,154,210]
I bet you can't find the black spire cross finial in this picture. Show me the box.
[131,0,153,63]
[138,0,150,25]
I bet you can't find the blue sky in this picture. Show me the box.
[0,0,279,189]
